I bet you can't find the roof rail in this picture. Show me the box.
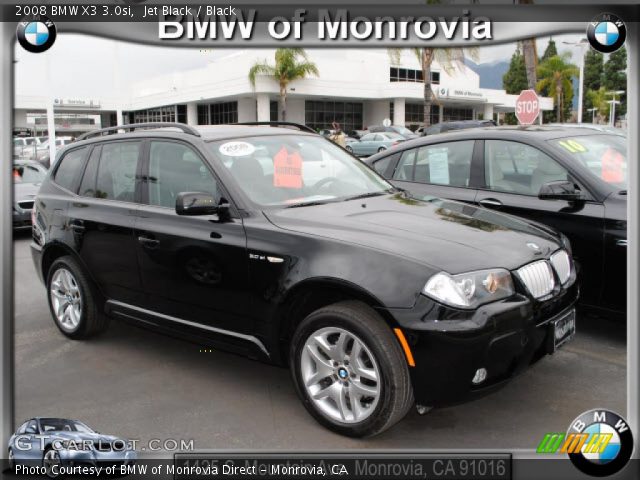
[76,122,201,141]
[232,122,317,134]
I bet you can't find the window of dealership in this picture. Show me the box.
[305,100,364,132]
[197,102,239,125]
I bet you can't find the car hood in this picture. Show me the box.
[14,182,41,201]
[264,193,561,273]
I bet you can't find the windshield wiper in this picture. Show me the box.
[284,200,332,209]
[343,190,392,202]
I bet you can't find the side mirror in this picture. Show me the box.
[538,181,582,201]
[176,192,219,216]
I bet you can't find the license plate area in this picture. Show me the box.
[548,308,576,353]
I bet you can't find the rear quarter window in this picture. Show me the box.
[54,147,88,192]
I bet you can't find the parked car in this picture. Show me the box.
[345,131,406,156]
[8,417,136,474]
[13,160,47,229]
[32,122,577,437]
[419,119,496,136]
[367,126,626,317]
[368,125,419,140]
[547,123,626,136]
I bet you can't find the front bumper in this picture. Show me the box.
[386,279,579,406]
[13,210,31,229]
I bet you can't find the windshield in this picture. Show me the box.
[13,163,47,183]
[549,134,628,189]
[208,135,393,207]
[39,419,94,433]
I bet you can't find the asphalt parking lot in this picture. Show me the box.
[13,230,626,453]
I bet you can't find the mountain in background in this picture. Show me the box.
[464,59,509,90]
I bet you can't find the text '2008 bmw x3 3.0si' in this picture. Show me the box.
[31,122,578,437]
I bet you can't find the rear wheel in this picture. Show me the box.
[377,147,386,153]
[345,145,353,153]
[46,256,109,339]
[290,301,413,437]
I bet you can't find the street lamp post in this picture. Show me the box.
[606,90,625,126]
[587,107,598,124]
[563,39,588,123]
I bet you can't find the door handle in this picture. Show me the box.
[137,236,160,248]
[478,198,503,209]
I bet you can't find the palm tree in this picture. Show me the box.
[517,0,539,89]
[389,47,478,128]
[248,49,319,121]
[536,53,578,122]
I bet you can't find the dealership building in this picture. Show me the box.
[14,49,553,140]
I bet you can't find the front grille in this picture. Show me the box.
[517,260,555,299]
[550,249,572,285]
[18,200,34,210]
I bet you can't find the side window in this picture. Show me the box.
[374,134,384,142]
[25,420,38,434]
[361,134,374,142]
[78,147,101,197]
[393,149,416,181]
[54,147,88,192]
[371,153,397,177]
[148,141,218,209]
[485,140,568,195]
[96,142,141,202]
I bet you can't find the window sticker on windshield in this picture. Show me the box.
[601,147,625,183]
[557,139,588,153]
[219,141,256,157]
[428,148,450,184]
[273,147,303,189]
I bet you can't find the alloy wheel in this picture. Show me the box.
[300,327,381,424]
[43,449,60,478]
[49,268,83,331]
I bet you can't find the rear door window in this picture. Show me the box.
[95,142,141,202]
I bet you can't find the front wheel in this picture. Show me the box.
[377,147,386,153]
[290,301,413,437]
[43,449,61,478]
[345,145,353,153]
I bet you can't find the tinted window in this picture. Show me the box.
[394,141,474,187]
[361,134,375,141]
[78,147,101,197]
[25,420,38,434]
[54,147,88,191]
[485,140,568,195]
[372,154,396,177]
[95,142,141,201]
[148,141,218,208]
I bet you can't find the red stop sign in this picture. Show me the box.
[515,89,540,125]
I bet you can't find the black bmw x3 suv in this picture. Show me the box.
[31,122,578,437]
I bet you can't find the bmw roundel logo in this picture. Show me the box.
[16,16,57,53]
[587,13,626,54]
[567,409,634,477]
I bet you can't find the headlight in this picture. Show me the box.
[423,269,514,309]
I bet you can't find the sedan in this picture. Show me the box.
[345,132,406,156]
[13,160,47,229]
[366,126,627,318]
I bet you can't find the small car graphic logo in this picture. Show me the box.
[16,16,57,53]
[587,13,626,53]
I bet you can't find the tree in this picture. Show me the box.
[248,49,319,121]
[540,39,558,62]
[582,50,604,121]
[536,53,579,122]
[502,47,529,124]
[603,47,627,122]
[389,47,477,127]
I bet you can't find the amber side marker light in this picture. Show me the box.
[393,328,416,367]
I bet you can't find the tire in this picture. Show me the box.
[377,147,386,153]
[43,448,61,478]
[46,256,109,339]
[8,448,15,470]
[345,146,353,153]
[290,300,413,437]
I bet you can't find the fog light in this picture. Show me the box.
[472,368,487,385]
